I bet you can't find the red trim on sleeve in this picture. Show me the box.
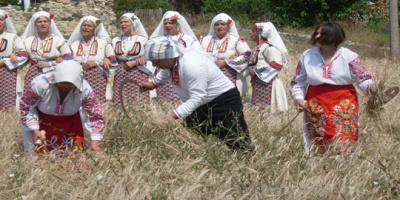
[270,61,283,70]
[17,51,29,57]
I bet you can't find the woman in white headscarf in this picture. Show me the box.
[0,10,29,110]
[200,13,251,97]
[68,16,118,103]
[248,22,288,112]
[150,11,202,104]
[20,60,105,156]
[112,13,153,106]
[21,11,73,94]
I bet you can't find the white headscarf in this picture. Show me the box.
[49,60,84,91]
[254,22,289,68]
[21,11,64,41]
[67,16,111,45]
[0,10,17,33]
[150,11,197,40]
[119,13,148,38]
[207,13,239,37]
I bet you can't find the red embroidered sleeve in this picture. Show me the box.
[20,84,40,127]
[290,61,305,98]
[82,90,105,137]
[349,57,372,82]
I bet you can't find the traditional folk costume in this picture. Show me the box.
[150,11,203,104]
[0,10,29,110]
[20,60,105,156]
[21,12,73,94]
[200,13,251,97]
[68,16,117,103]
[112,13,153,107]
[290,46,373,154]
[248,22,288,111]
[145,39,251,150]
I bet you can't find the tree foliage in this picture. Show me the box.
[112,0,388,27]
[113,0,171,14]
[0,0,18,6]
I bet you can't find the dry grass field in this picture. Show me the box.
[1,21,400,199]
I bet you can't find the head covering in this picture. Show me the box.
[144,39,185,60]
[21,11,64,41]
[68,16,111,45]
[0,10,17,33]
[254,22,289,68]
[207,13,239,37]
[50,60,84,91]
[150,11,197,40]
[119,13,148,38]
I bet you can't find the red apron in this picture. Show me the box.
[37,109,85,155]
[305,84,358,154]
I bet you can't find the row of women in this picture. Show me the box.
[1,9,373,155]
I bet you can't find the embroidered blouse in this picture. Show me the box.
[248,42,283,83]
[0,32,29,70]
[153,50,235,119]
[111,35,153,74]
[200,33,251,74]
[290,46,373,101]
[24,35,72,64]
[20,74,105,140]
[70,37,118,74]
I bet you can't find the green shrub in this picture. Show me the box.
[0,0,18,6]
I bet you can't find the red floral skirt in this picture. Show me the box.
[0,66,17,110]
[154,67,181,104]
[84,67,107,103]
[36,109,85,155]
[220,66,237,84]
[112,64,150,107]
[251,76,273,107]
[24,63,42,93]
[305,84,358,154]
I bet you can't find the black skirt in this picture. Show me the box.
[185,87,251,150]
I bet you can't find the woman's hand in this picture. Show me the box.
[82,61,98,70]
[10,54,18,63]
[32,129,46,145]
[137,56,145,65]
[103,58,111,70]
[249,69,256,79]
[296,99,308,112]
[89,140,102,152]
[37,61,50,68]
[215,59,227,68]
[0,60,5,67]
[368,83,377,95]
[55,57,63,63]
[124,60,138,69]
[140,81,157,92]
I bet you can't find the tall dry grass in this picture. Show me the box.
[2,21,400,199]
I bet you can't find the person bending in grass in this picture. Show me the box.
[141,39,251,151]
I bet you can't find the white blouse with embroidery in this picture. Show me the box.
[20,74,105,140]
[153,50,235,119]
[24,35,72,63]
[200,34,251,73]
[111,35,153,74]
[290,46,373,102]
[0,32,29,70]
